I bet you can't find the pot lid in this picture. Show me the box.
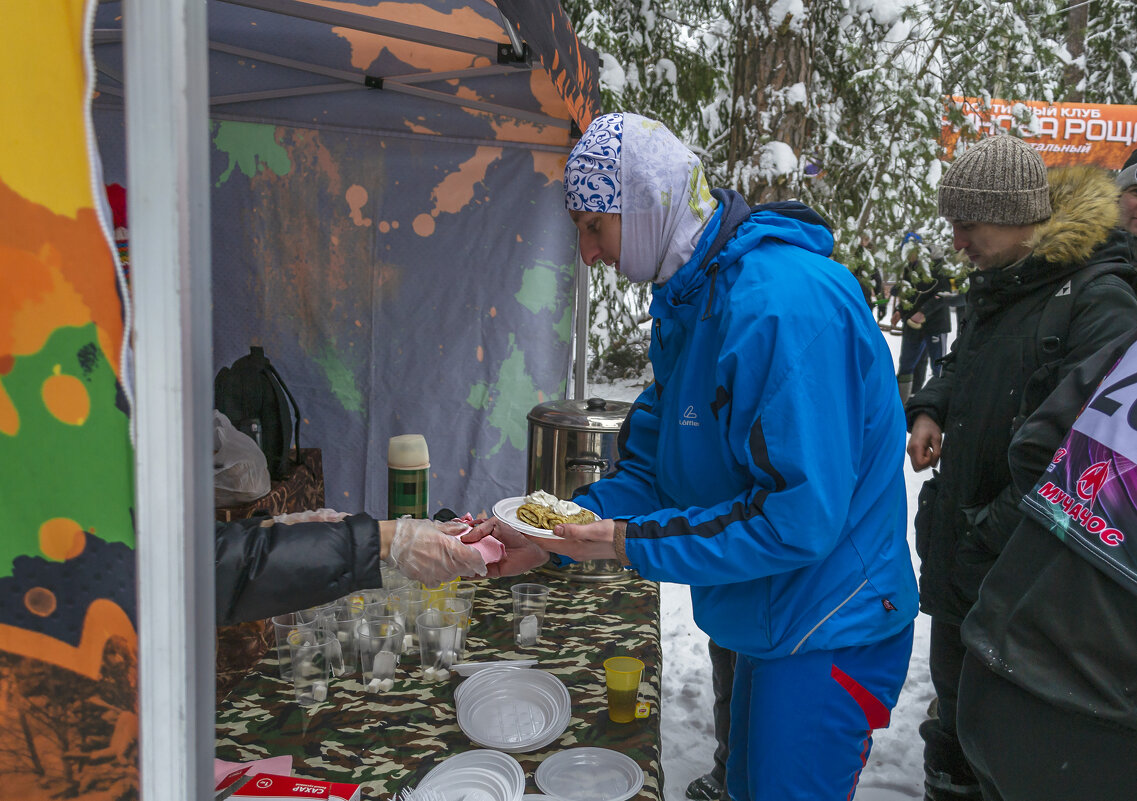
[527,397,632,432]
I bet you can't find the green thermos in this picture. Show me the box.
[387,434,429,518]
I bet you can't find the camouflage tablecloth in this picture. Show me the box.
[215,572,663,800]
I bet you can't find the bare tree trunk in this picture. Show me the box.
[18,709,44,775]
[727,0,812,203]
[1064,3,1088,101]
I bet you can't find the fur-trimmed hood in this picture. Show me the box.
[1029,165,1121,265]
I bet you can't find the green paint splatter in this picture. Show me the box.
[466,334,540,457]
[314,342,363,413]
[515,260,565,314]
[213,121,292,187]
[554,305,572,344]
[1,325,134,578]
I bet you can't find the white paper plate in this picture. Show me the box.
[535,748,644,801]
[416,749,525,801]
[492,497,597,539]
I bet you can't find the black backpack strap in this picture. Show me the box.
[1035,263,1131,365]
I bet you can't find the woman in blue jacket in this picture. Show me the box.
[468,113,918,800]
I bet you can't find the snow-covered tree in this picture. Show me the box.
[561,0,1136,368]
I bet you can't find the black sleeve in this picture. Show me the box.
[214,513,384,625]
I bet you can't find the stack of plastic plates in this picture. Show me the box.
[534,747,644,801]
[455,668,571,753]
[414,748,526,801]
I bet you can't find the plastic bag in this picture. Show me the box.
[214,410,271,505]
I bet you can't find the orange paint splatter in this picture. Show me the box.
[24,587,57,617]
[39,517,87,561]
[489,307,497,318]
[413,213,436,237]
[532,151,568,186]
[345,184,372,227]
[378,220,391,233]
[428,147,502,216]
[42,365,89,425]
[476,345,484,362]
[41,364,88,425]
[322,2,502,73]
[354,320,362,327]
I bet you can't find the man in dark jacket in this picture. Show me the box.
[956,328,1137,800]
[905,135,1137,801]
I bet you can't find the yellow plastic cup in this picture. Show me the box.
[604,656,645,723]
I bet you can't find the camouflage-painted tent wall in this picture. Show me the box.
[1,0,139,797]
[93,0,599,518]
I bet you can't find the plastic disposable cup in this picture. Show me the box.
[452,580,478,624]
[416,608,458,679]
[511,583,551,647]
[425,579,457,610]
[439,597,473,656]
[271,613,317,681]
[358,619,404,683]
[381,565,413,594]
[604,656,645,723]
[291,630,341,706]
[390,587,430,652]
[329,604,363,674]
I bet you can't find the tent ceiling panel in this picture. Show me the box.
[93,0,598,146]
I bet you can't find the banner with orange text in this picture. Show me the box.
[942,96,1137,169]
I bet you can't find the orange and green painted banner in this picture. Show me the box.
[942,96,1137,168]
[0,0,138,796]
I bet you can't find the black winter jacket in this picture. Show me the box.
[962,329,1137,729]
[215,513,384,625]
[907,166,1137,622]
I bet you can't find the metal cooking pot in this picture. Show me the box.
[527,397,635,583]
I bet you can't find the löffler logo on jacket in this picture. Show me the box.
[680,406,700,427]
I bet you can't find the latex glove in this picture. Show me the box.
[389,518,487,587]
[272,508,349,524]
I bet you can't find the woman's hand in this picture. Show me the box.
[462,518,550,577]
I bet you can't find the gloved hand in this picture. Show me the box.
[272,508,349,524]
[389,518,488,587]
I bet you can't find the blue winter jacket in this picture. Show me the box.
[576,191,918,659]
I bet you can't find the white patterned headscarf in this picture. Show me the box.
[565,113,717,284]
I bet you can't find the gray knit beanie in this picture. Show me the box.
[938,135,1051,225]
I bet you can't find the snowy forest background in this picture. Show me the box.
[562,0,1137,371]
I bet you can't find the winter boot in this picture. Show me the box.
[898,375,913,404]
[685,772,727,801]
[924,768,984,801]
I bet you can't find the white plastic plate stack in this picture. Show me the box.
[414,748,526,801]
[455,667,572,753]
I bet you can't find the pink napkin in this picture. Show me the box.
[468,534,506,565]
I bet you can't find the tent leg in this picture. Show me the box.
[573,253,589,400]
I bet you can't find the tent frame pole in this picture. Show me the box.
[573,252,589,399]
[125,0,215,798]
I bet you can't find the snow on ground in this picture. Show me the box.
[589,327,935,801]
